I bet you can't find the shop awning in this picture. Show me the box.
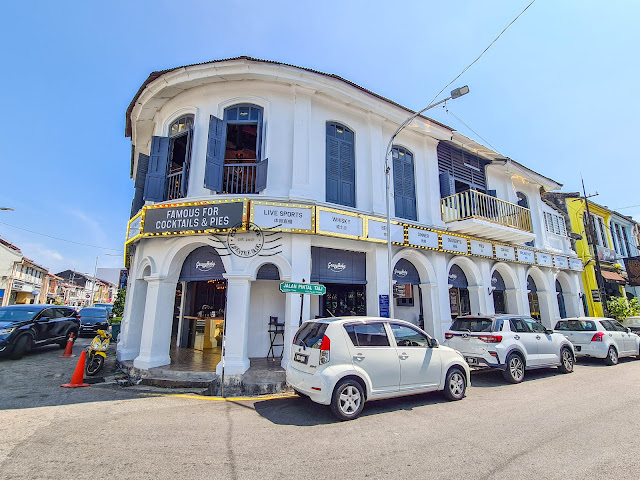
[601,270,626,285]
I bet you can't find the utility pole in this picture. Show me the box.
[90,256,98,305]
[581,179,609,317]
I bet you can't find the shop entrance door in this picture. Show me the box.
[321,284,366,317]
[180,279,227,351]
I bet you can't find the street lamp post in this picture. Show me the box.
[384,86,469,319]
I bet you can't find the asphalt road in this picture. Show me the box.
[2,346,640,480]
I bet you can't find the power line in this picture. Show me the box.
[612,204,640,211]
[0,221,121,252]
[444,106,501,153]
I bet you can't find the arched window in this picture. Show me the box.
[516,192,529,208]
[449,265,470,319]
[556,279,567,319]
[392,146,417,221]
[326,122,355,207]
[527,275,540,320]
[491,271,507,314]
[223,104,263,162]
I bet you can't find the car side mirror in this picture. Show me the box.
[545,329,553,335]
[36,316,49,322]
[429,337,439,348]
[627,328,632,334]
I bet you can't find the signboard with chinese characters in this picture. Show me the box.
[251,202,314,233]
[316,208,362,239]
[407,227,439,249]
[470,240,493,258]
[624,256,640,286]
[143,201,246,235]
[517,249,535,264]
[536,252,553,267]
[441,234,468,254]
[365,217,404,244]
[554,256,569,269]
[495,245,516,261]
[569,258,583,271]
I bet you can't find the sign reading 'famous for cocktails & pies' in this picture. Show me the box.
[143,202,245,235]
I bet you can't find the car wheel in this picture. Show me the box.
[604,346,619,366]
[330,379,365,421]
[10,335,32,360]
[443,368,466,401]
[557,347,574,373]
[503,353,525,383]
[85,353,104,376]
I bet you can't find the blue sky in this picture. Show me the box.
[0,0,638,276]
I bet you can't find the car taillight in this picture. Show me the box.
[445,332,454,339]
[478,335,502,343]
[319,335,330,364]
[591,331,605,342]
[77,315,81,321]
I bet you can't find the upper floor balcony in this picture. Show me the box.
[441,190,536,244]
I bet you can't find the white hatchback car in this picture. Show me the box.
[286,317,471,420]
[445,315,575,383]
[554,317,640,365]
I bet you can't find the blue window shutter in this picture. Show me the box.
[204,115,225,191]
[393,154,404,218]
[439,171,453,198]
[143,138,170,202]
[130,188,143,218]
[255,158,268,192]
[131,154,148,216]
[340,141,355,207]
[326,136,340,204]
[179,130,193,197]
[404,154,416,221]
[487,189,497,197]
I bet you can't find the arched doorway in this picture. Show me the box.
[527,275,540,321]
[492,271,507,314]
[175,246,227,362]
[393,258,422,328]
[248,263,286,359]
[449,264,470,319]
[556,280,567,319]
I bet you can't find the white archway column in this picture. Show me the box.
[133,275,175,369]
[504,288,523,314]
[219,274,253,375]
[537,291,557,329]
[516,265,531,316]
[419,282,439,337]
[468,286,485,316]
[433,254,452,339]
[117,274,148,361]
[563,292,581,318]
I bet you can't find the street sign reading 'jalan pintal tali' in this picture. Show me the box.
[279,282,326,295]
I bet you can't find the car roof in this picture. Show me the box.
[0,304,48,311]
[310,316,420,327]
[558,317,610,321]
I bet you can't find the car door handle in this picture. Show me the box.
[536,335,541,340]
[353,354,365,361]
[513,335,520,340]
[399,354,409,360]
[609,333,613,337]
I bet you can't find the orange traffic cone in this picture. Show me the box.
[59,332,76,357]
[61,350,90,388]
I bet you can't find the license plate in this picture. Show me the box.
[575,346,581,352]
[465,357,477,365]
[294,352,308,364]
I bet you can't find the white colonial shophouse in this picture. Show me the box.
[118,56,584,376]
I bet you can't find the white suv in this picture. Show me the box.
[554,317,640,365]
[445,315,575,383]
[286,317,471,420]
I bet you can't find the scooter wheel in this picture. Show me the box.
[85,354,104,376]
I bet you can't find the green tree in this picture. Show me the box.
[112,287,126,318]
[606,297,640,322]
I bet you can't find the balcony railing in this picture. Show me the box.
[166,170,184,200]
[441,190,532,232]
[223,162,258,194]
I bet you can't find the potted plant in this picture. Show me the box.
[110,287,126,340]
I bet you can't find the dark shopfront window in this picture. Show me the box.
[322,284,366,317]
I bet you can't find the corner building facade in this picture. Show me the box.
[119,57,584,377]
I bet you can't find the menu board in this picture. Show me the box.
[495,245,516,261]
[408,228,439,249]
[252,203,313,232]
[470,240,493,258]
[569,258,583,271]
[517,249,535,264]
[317,209,363,239]
[366,218,405,243]
[554,256,569,269]
[536,252,553,267]
[441,234,468,254]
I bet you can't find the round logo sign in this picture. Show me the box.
[227,222,265,258]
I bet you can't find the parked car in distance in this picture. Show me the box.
[0,305,80,359]
[78,307,110,336]
[286,317,470,421]
[445,315,575,383]
[554,317,640,365]
[93,303,114,318]
[623,316,640,335]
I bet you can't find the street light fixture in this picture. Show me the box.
[384,86,470,319]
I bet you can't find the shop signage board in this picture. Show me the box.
[441,234,468,254]
[623,256,640,286]
[536,252,553,267]
[517,249,535,264]
[569,258,583,271]
[251,202,314,233]
[379,295,389,318]
[407,227,439,249]
[365,217,404,244]
[316,208,362,239]
[591,289,601,302]
[470,239,493,258]
[495,245,516,261]
[554,256,569,269]
[143,201,245,235]
[393,283,412,298]
[279,282,326,295]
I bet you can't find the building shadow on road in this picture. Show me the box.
[469,367,568,388]
[253,390,451,426]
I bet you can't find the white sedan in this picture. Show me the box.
[554,317,640,365]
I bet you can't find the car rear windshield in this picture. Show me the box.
[450,317,495,332]
[79,308,107,317]
[0,307,40,322]
[555,320,597,331]
[294,322,328,349]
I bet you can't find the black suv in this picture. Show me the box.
[0,305,80,359]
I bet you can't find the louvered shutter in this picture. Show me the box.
[204,115,225,191]
[439,171,453,198]
[255,158,268,192]
[131,153,149,217]
[180,130,192,197]
[393,153,404,218]
[326,135,340,204]
[340,140,355,207]
[403,153,416,221]
[143,137,170,202]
